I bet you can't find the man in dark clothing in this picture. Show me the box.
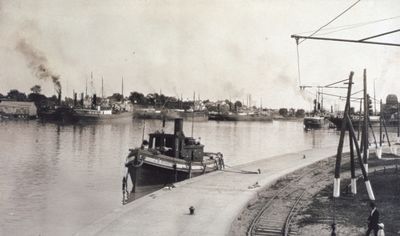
[366,202,379,236]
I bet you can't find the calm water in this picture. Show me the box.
[0,119,340,235]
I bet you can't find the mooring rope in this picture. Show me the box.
[223,164,259,174]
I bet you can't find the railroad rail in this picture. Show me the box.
[247,166,324,236]
[247,160,399,236]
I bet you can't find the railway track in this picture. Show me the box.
[246,160,399,236]
[247,167,326,236]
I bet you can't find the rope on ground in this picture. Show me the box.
[223,164,259,174]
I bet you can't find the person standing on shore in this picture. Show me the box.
[366,202,379,236]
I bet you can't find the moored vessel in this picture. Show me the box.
[124,118,224,190]
[209,111,272,122]
[303,116,327,129]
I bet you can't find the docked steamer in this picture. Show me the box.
[125,119,224,191]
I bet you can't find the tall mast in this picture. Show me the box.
[90,71,94,96]
[191,91,195,137]
[102,76,104,98]
[121,76,124,99]
[373,79,376,115]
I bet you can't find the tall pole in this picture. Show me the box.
[374,79,377,115]
[102,76,104,99]
[377,99,383,159]
[363,69,369,173]
[397,102,400,140]
[317,88,320,112]
[346,114,375,200]
[85,77,88,97]
[90,72,94,96]
[191,91,195,137]
[333,71,353,198]
[321,87,324,112]
[349,131,357,194]
[121,76,124,99]
[380,99,382,146]
[358,99,362,140]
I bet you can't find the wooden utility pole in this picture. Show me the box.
[377,99,383,159]
[333,71,353,197]
[333,71,375,200]
[363,69,369,172]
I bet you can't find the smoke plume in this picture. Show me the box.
[15,38,61,94]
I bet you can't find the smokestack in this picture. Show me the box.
[80,93,84,107]
[174,118,183,136]
[58,90,62,106]
[174,118,184,159]
[74,93,77,107]
[92,94,97,109]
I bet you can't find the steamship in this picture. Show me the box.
[208,111,272,121]
[124,119,224,188]
[303,116,327,129]
[133,108,208,122]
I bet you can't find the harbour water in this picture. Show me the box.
[0,119,340,236]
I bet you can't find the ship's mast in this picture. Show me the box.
[191,91,195,137]
[90,71,94,95]
[121,76,124,99]
[102,76,104,99]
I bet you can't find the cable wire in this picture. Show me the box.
[296,15,400,36]
[299,0,362,44]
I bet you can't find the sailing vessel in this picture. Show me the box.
[124,119,224,189]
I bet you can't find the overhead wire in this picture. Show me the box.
[298,0,363,45]
[296,15,400,36]
[295,0,363,89]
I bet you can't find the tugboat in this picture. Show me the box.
[124,118,224,191]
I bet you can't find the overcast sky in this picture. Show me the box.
[0,0,399,108]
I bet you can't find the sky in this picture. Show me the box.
[0,0,399,109]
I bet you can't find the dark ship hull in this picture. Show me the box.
[37,107,79,123]
[303,116,327,129]
[328,116,380,130]
[133,109,208,122]
[209,113,272,122]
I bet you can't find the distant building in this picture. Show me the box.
[382,94,399,119]
[0,100,37,119]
